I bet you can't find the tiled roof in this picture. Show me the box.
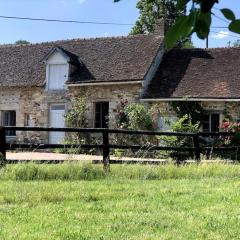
[0,34,163,87]
[142,47,240,99]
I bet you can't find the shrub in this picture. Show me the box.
[207,121,240,161]
[65,96,88,129]
[114,100,154,131]
[220,121,240,146]
[113,100,156,157]
[63,96,92,152]
[160,115,200,161]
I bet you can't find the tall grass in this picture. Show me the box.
[0,162,106,181]
[0,162,240,181]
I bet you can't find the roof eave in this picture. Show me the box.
[140,98,240,102]
[67,80,143,87]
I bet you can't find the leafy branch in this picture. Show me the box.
[114,0,240,50]
[165,0,239,49]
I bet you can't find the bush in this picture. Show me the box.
[64,96,89,144]
[113,100,157,157]
[160,115,200,161]
[220,121,240,146]
[114,100,154,131]
[206,121,240,161]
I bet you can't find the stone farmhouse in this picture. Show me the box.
[1,25,240,143]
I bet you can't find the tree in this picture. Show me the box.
[15,40,30,45]
[129,0,193,47]
[129,0,184,35]
[114,0,240,50]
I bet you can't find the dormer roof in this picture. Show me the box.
[42,46,80,65]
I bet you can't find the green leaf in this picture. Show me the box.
[177,0,190,10]
[164,16,186,50]
[221,8,236,21]
[165,13,195,50]
[229,19,240,34]
[180,11,196,37]
[195,12,211,39]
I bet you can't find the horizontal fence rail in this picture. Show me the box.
[0,126,238,170]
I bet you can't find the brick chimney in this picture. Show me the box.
[154,19,167,36]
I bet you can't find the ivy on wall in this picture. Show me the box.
[170,101,205,124]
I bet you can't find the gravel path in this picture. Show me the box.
[6,152,102,161]
[6,152,162,162]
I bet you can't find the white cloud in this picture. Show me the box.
[211,31,230,39]
[78,0,86,4]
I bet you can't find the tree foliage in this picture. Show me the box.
[129,0,184,35]
[165,0,239,49]
[114,0,240,50]
[15,40,30,45]
[171,101,205,124]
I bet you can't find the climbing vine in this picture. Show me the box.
[170,101,205,124]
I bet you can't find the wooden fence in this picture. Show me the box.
[0,126,237,170]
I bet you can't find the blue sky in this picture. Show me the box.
[0,0,239,48]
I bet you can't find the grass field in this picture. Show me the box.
[0,163,240,240]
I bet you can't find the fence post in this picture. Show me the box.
[0,127,6,164]
[102,130,110,172]
[193,134,200,162]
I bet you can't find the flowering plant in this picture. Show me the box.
[114,99,128,129]
[220,121,240,146]
[220,121,240,132]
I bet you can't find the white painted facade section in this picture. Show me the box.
[45,51,69,91]
[158,116,178,131]
[49,104,65,144]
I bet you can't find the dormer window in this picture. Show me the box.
[42,46,78,91]
[48,64,68,90]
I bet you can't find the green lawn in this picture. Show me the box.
[0,164,240,239]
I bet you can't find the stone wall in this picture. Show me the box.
[68,83,142,128]
[150,101,240,129]
[201,101,240,121]
[2,82,240,143]
[0,83,142,143]
[0,86,70,143]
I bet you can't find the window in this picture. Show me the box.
[48,64,67,90]
[95,102,109,128]
[1,111,16,136]
[202,114,220,132]
[24,114,32,127]
[51,105,65,111]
